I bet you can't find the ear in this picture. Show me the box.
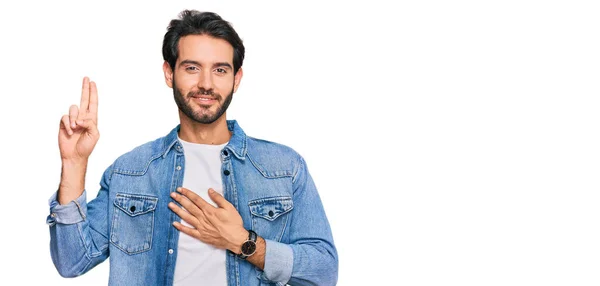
[233,67,243,93]
[163,61,174,88]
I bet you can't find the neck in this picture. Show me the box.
[178,112,231,144]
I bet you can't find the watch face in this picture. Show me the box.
[241,241,256,256]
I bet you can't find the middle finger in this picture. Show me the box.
[170,192,207,220]
[168,201,200,226]
[78,77,90,121]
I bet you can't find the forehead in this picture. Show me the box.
[177,34,234,64]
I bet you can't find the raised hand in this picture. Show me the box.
[59,77,100,162]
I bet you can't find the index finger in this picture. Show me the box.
[88,81,98,123]
[177,187,213,210]
[78,77,90,121]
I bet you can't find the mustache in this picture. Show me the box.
[188,88,221,99]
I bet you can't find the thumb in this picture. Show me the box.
[208,189,231,209]
[75,119,99,136]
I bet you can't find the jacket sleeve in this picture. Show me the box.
[47,164,113,278]
[259,155,339,286]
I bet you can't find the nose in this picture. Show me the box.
[197,69,213,91]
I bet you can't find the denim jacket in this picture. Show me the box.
[47,120,338,286]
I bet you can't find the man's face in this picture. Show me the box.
[166,34,242,124]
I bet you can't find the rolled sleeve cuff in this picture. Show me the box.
[46,190,88,226]
[261,239,293,285]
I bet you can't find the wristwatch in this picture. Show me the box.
[238,230,257,259]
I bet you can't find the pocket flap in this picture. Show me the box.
[249,196,293,221]
[114,193,158,217]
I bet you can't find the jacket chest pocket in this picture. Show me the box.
[249,197,293,242]
[110,193,158,255]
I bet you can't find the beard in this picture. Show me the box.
[173,78,234,124]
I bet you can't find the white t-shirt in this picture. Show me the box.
[173,137,228,286]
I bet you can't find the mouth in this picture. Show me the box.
[191,95,218,104]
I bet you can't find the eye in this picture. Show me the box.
[215,68,227,74]
[186,66,199,72]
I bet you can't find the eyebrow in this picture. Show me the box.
[180,60,233,69]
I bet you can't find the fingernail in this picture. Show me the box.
[177,187,182,192]
[208,189,215,194]
[170,192,176,198]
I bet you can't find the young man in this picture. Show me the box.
[48,10,338,286]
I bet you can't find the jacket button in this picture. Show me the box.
[223,150,228,156]
[130,206,136,213]
[268,210,274,217]
[176,166,182,171]
[223,170,230,176]
[168,249,174,254]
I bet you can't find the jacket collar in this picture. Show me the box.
[161,119,248,160]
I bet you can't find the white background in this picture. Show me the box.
[0,0,599,285]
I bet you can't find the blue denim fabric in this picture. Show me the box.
[47,120,338,286]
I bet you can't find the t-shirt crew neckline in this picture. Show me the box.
[177,136,229,149]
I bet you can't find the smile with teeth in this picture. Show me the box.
[191,96,217,103]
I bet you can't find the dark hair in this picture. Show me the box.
[162,10,245,74]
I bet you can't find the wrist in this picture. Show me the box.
[229,229,249,255]
[58,159,88,205]
[237,230,258,259]
[61,157,88,167]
